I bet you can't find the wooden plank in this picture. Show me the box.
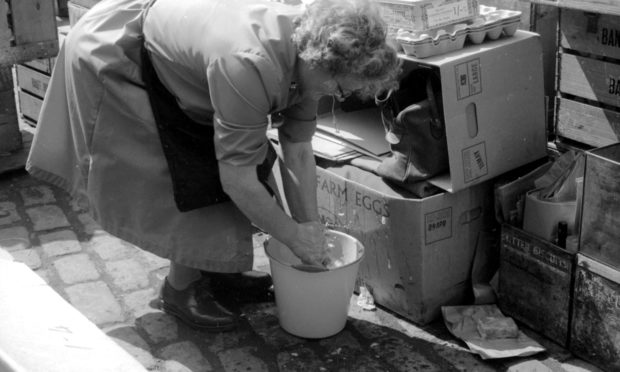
[558,53,620,109]
[0,39,58,67]
[497,224,575,347]
[11,0,58,44]
[579,144,620,270]
[560,8,620,61]
[15,64,50,98]
[570,254,620,372]
[555,98,620,147]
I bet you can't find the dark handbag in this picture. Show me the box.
[374,73,449,185]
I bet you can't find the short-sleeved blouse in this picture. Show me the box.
[142,0,317,167]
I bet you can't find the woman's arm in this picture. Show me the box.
[278,137,319,223]
[219,161,326,264]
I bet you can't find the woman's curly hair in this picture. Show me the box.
[292,0,401,98]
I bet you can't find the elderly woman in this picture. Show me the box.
[27,0,400,331]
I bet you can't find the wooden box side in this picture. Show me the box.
[498,224,575,346]
[570,255,620,372]
[579,145,620,270]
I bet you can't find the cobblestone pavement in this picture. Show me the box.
[0,169,603,372]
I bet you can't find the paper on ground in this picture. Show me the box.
[442,304,545,360]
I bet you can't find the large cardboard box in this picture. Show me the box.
[400,31,547,193]
[316,163,494,324]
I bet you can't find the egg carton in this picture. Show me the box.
[396,7,522,59]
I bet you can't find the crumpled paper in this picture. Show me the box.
[442,304,545,360]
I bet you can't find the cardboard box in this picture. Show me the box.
[570,254,620,372]
[579,143,620,270]
[497,224,575,347]
[400,31,547,193]
[0,259,147,372]
[377,0,479,32]
[316,162,494,324]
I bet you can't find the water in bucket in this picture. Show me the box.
[264,230,365,339]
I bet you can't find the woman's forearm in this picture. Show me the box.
[279,139,319,223]
[219,162,298,245]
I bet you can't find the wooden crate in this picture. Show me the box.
[0,0,59,67]
[554,7,620,148]
[0,66,21,153]
[579,143,620,270]
[570,254,620,372]
[498,224,576,347]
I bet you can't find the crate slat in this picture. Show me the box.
[559,53,620,109]
[16,64,50,98]
[560,8,620,61]
[555,97,620,147]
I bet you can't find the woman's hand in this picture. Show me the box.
[288,221,329,266]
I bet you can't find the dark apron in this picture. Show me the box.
[140,44,274,212]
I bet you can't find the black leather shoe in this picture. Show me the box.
[160,278,237,332]
[203,270,273,292]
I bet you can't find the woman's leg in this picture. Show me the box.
[167,262,201,290]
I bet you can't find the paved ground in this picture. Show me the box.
[0,166,604,372]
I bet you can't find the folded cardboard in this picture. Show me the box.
[0,259,147,372]
[315,162,494,324]
[400,30,547,193]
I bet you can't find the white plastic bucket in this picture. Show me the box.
[264,230,365,339]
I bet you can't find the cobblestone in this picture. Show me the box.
[54,253,100,284]
[64,281,124,325]
[0,225,30,251]
[19,185,56,206]
[104,258,150,291]
[40,229,82,257]
[25,205,70,231]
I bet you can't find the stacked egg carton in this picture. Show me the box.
[396,6,522,58]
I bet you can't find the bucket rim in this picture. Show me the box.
[264,229,365,271]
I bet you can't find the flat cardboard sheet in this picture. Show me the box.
[316,108,390,157]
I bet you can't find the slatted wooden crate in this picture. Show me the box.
[555,8,620,148]
[570,254,620,372]
[498,224,576,347]
[0,0,59,67]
